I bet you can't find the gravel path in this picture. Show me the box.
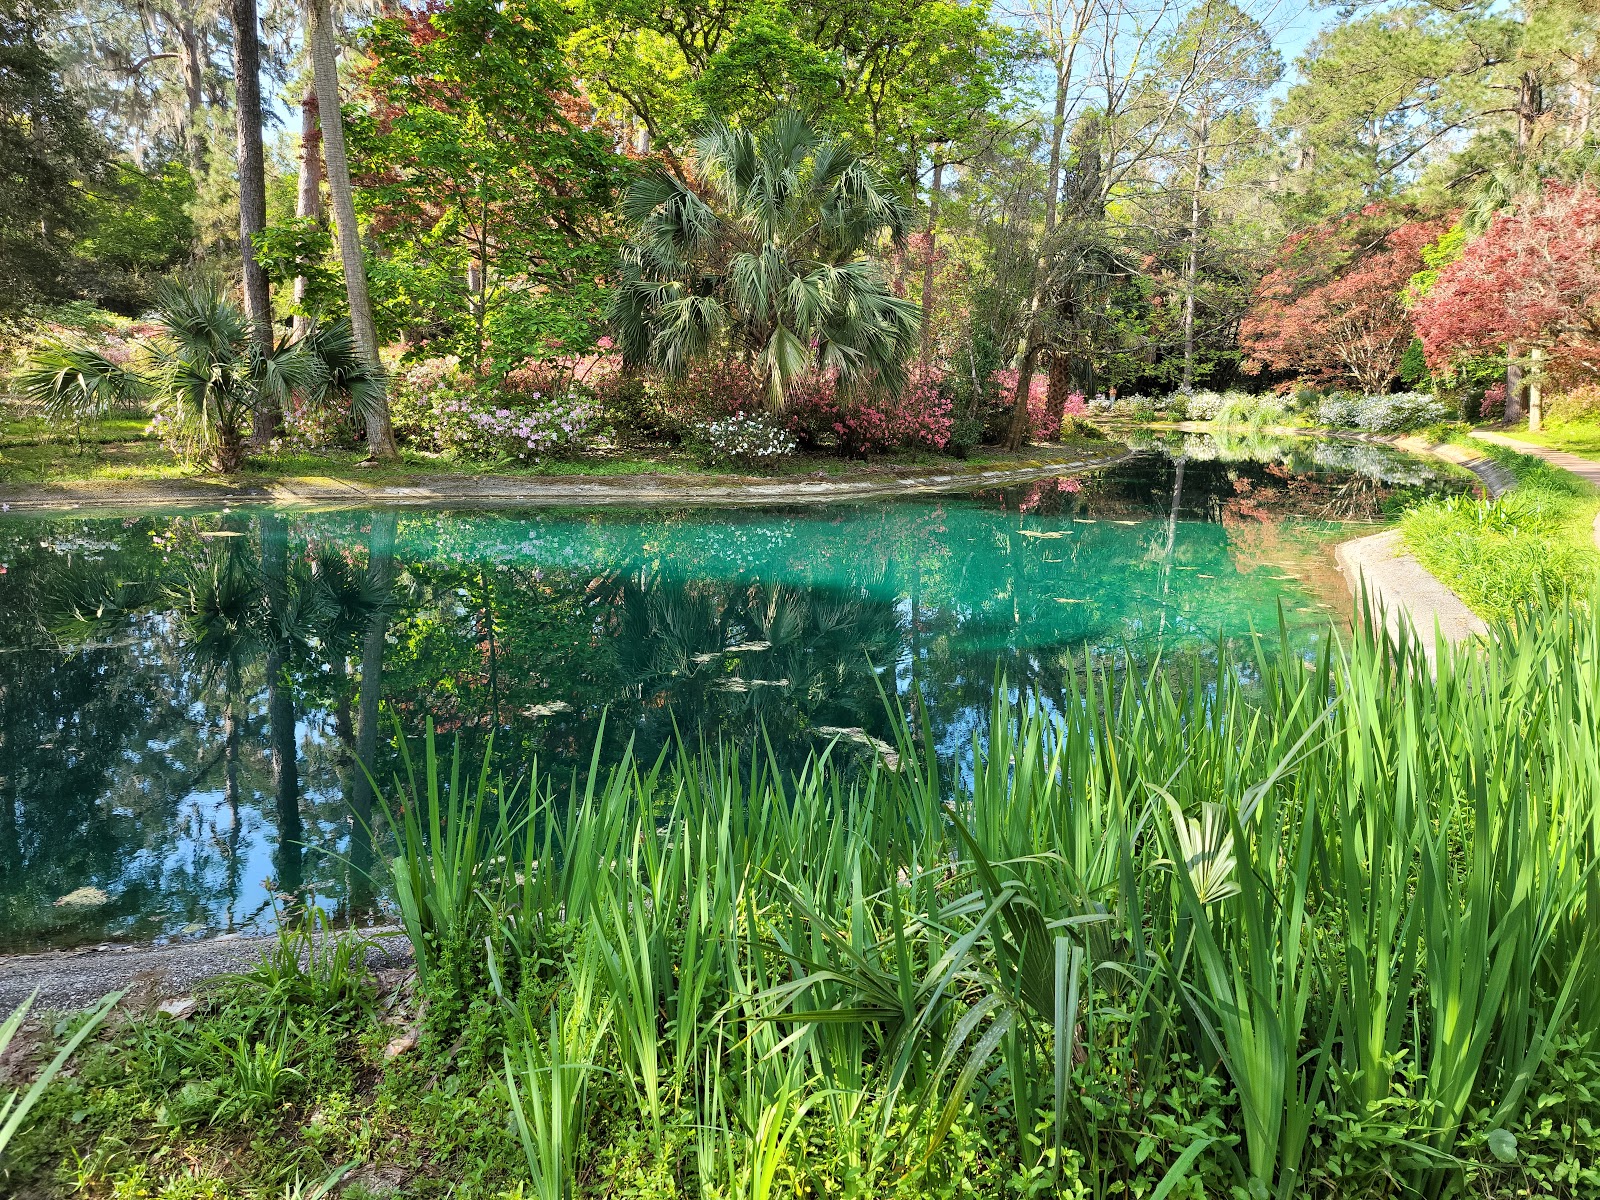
[0,929,412,1013]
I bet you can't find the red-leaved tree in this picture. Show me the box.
[1240,205,1447,393]
[1412,181,1600,382]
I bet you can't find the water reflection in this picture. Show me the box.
[0,442,1462,951]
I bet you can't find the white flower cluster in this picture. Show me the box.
[699,413,798,467]
[1317,391,1452,433]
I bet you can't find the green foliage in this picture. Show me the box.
[254,216,344,321]
[69,160,197,314]
[0,0,104,314]
[1,988,121,1162]
[350,0,624,375]
[610,111,920,409]
[1403,444,1600,621]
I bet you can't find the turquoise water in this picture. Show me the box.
[0,440,1460,951]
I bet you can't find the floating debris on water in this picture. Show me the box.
[54,886,110,908]
[521,700,573,718]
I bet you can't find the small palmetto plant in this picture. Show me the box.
[19,283,383,471]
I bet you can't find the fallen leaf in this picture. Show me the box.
[158,996,198,1020]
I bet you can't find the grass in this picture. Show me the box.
[0,407,1105,493]
[1505,417,1600,460]
[6,595,1600,1199]
[1402,440,1600,621]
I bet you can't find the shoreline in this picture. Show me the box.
[0,449,1133,514]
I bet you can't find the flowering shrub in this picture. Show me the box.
[277,390,361,452]
[1318,391,1452,432]
[988,369,1087,440]
[443,391,603,460]
[389,356,477,451]
[387,355,604,460]
[785,364,952,454]
[1181,391,1228,421]
[1480,382,1507,422]
[697,412,797,467]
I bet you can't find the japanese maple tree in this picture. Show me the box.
[1240,205,1446,393]
[1412,181,1600,380]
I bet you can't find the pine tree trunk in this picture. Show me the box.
[231,0,276,445]
[308,0,398,459]
[293,90,325,337]
[919,159,943,362]
[1181,125,1208,392]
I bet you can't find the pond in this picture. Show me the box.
[0,436,1463,953]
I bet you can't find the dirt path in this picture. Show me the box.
[0,450,1132,514]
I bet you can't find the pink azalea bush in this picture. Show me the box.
[991,369,1085,440]
[783,363,952,455]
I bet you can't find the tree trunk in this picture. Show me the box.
[350,510,397,908]
[308,0,399,460]
[1004,340,1041,450]
[1047,351,1073,437]
[1505,347,1525,424]
[231,0,275,446]
[293,89,325,337]
[1517,70,1544,151]
[176,18,207,175]
[1528,345,1544,432]
[919,159,943,362]
[1045,64,1068,234]
[1181,124,1208,392]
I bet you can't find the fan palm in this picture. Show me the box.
[19,284,384,472]
[608,112,921,409]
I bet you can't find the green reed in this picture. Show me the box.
[370,590,1600,1198]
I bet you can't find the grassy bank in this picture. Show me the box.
[1401,441,1600,621]
[0,409,1102,492]
[6,599,1600,1200]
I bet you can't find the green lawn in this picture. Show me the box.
[1,409,1103,492]
[1402,440,1600,622]
[1494,418,1600,460]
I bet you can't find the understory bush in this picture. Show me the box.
[389,356,605,461]
[695,412,797,468]
[1318,390,1453,432]
[785,363,953,454]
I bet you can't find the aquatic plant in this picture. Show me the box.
[351,586,1600,1199]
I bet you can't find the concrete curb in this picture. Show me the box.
[1334,530,1489,667]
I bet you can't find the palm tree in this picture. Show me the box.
[608,111,921,409]
[21,284,383,473]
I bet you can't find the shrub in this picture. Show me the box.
[445,391,604,462]
[1182,391,1227,421]
[1547,383,1600,424]
[786,364,952,454]
[695,412,797,468]
[387,356,605,461]
[1319,391,1452,432]
[1215,391,1290,429]
[1481,381,1507,422]
[389,356,477,452]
